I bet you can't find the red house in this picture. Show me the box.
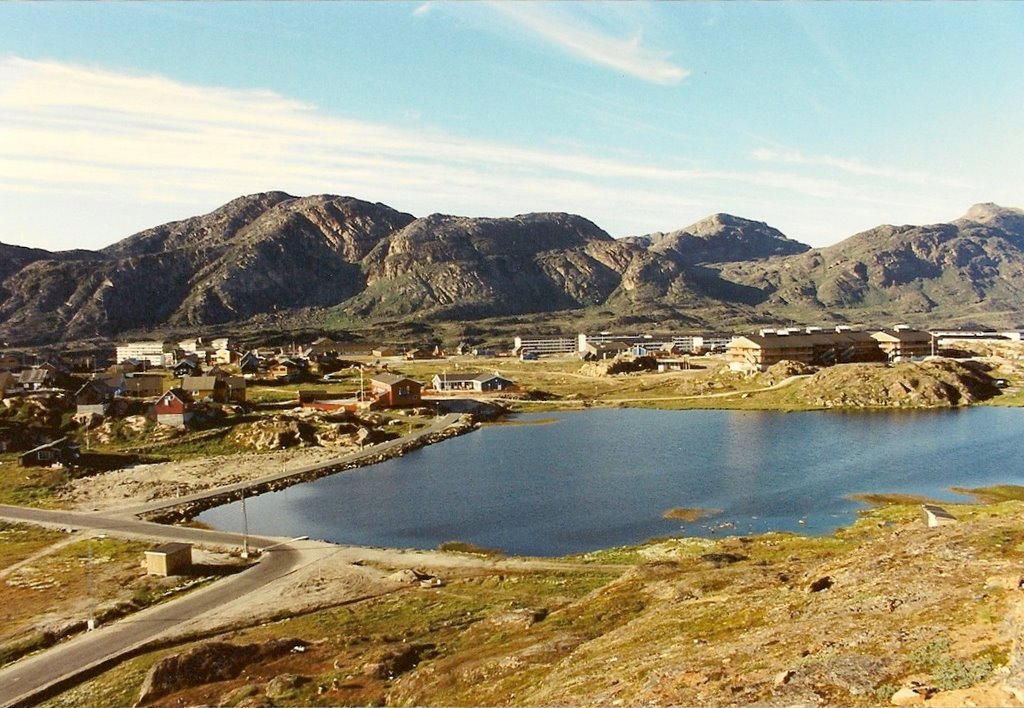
[154,387,194,428]
[369,374,423,408]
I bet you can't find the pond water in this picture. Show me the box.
[198,407,1024,556]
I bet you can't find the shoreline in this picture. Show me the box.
[56,414,477,524]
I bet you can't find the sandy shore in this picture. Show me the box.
[59,445,365,514]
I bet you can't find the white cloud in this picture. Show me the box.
[0,57,981,250]
[484,3,689,85]
[750,147,972,189]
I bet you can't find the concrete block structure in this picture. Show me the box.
[145,542,192,576]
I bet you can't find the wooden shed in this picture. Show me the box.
[145,542,192,576]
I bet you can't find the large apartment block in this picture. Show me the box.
[512,332,733,358]
[727,326,933,372]
[115,341,172,368]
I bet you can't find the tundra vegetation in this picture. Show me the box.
[29,491,1024,707]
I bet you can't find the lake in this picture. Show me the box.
[198,407,1024,557]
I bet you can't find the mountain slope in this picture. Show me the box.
[627,213,810,264]
[717,204,1024,325]
[1,195,1023,344]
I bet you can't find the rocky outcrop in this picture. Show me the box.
[795,359,1000,408]
[634,213,810,263]
[136,638,306,705]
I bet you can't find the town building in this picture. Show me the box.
[267,359,302,382]
[19,437,80,467]
[154,388,195,428]
[370,374,423,408]
[75,379,116,416]
[173,356,203,378]
[115,341,171,368]
[726,326,933,372]
[145,543,192,576]
[871,327,935,360]
[180,375,226,403]
[124,373,165,398]
[512,335,578,357]
[431,372,516,392]
[921,504,957,528]
[0,371,15,398]
[18,366,57,391]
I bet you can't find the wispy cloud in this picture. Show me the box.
[750,147,973,189]
[485,3,689,85]
[0,57,968,250]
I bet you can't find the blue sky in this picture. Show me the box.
[1,1,1021,251]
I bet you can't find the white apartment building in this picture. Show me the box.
[116,341,172,367]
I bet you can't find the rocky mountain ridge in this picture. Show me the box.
[0,194,1022,344]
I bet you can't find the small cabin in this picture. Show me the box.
[19,437,80,468]
[145,542,192,576]
[921,504,957,528]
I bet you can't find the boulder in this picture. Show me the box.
[890,686,926,705]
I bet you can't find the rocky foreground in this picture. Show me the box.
[45,491,1024,708]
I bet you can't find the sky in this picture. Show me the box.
[1,1,1022,252]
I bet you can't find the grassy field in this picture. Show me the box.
[0,532,224,669]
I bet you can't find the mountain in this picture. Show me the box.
[717,203,1024,326]
[625,213,810,263]
[0,194,1022,345]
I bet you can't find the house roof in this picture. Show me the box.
[125,376,162,393]
[434,372,486,383]
[18,368,52,384]
[181,376,220,390]
[871,328,933,344]
[372,374,421,387]
[147,542,192,555]
[159,387,194,404]
[76,379,115,397]
[21,436,75,457]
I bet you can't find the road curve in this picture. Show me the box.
[0,542,300,708]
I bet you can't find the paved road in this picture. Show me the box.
[0,538,300,708]
[0,504,280,550]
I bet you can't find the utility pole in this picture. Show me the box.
[86,541,96,631]
[241,489,250,559]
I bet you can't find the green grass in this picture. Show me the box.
[952,484,1024,503]
[0,522,68,569]
[0,457,77,507]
